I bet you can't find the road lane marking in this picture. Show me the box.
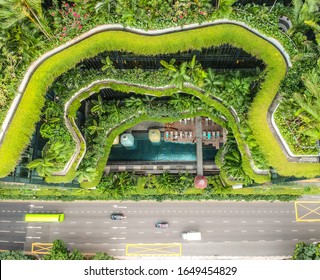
[274,221,281,223]
[26,237,41,239]
[53,232,59,234]
[110,237,126,240]
[308,229,315,232]
[103,232,109,235]
[257,221,264,223]
[0,230,10,233]
[275,230,282,232]
[110,249,125,251]
[207,230,213,233]
[276,240,282,242]
[189,221,195,223]
[15,221,26,223]
[241,230,247,233]
[224,230,230,233]
[111,227,126,229]
[15,231,26,234]
[138,232,144,234]
[35,232,42,234]
[206,221,212,223]
[172,221,178,223]
[258,230,265,232]
[0,220,11,222]
[14,241,25,244]
[241,221,247,223]
[86,232,92,234]
[223,221,230,223]
[138,221,145,224]
[26,226,42,229]
[291,230,298,232]
[85,221,93,224]
[70,221,77,224]
[0,240,9,242]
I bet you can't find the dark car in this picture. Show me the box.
[155,221,169,228]
[110,213,125,220]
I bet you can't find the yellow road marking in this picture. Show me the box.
[31,243,53,254]
[126,243,181,256]
[295,201,320,222]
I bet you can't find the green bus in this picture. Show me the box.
[24,213,65,222]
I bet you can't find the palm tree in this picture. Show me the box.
[101,56,117,74]
[304,20,320,65]
[215,0,237,18]
[90,95,105,116]
[160,59,191,89]
[95,0,117,14]
[160,59,177,74]
[294,69,320,141]
[168,93,190,112]
[106,100,121,124]
[292,0,320,27]
[76,167,97,183]
[186,55,207,86]
[0,0,53,40]
[288,0,320,39]
[124,96,145,112]
[87,119,104,136]
[26,158,55,177]
[203,68,225,96]
[172,62,191,89]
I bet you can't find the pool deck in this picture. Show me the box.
[107,118,226,175]
[163,117,224,148]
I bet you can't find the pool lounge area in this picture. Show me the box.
[105,118,226,175]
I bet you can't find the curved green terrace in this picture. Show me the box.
[0,21,294,179]
[46,80,270,187]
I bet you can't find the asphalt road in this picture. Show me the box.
[1,200,320,258]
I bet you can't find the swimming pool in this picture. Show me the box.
[108,132,217,162]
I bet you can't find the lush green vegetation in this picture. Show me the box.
[0,250,34,260]
[292,242,320,260]
[34,65,269,186]
[1,22,285,182]
[1,0,320,190]
[0,239,114,260]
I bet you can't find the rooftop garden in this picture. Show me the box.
[0,0,319,191]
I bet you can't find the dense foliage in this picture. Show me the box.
[0,0,319,187]
[292,242,320,260]
[0,250,33,260]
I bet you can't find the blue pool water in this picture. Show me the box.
[108,132,217,162]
